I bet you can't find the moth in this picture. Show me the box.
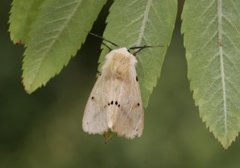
[82,47,144,139]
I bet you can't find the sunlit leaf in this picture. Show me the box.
[23,0,106,93]
[9,0,44,44]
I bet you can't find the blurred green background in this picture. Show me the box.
[1,1,240,168]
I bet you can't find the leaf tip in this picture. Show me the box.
[202,117,238,149]
[22,78,35,94]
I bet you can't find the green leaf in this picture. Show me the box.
[9,0,44,44]
[23,0,107,93]
[182,0,240,148]
[99,0,177,107]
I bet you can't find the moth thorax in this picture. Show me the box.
[110,54,131,80]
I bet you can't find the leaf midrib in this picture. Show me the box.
[217,0,227,137]
[136,0,152,46]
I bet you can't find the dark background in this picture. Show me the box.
[1,1,240,168]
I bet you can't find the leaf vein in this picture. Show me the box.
[200,31,218,50]
[223,15,240,35]
[200,0,215,18]
[217,0,227,138]
[56,0,79,10]
[136,0,152,46]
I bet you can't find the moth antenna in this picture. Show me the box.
[102,41,112,52]
[129,45,163,55]
[89,32,119,50]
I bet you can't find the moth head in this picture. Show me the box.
[110,50,132,79]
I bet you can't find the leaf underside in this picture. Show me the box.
[99,0,177,107]
[182,0,240,148]
[22,0,106,93]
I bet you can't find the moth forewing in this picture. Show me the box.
[82,47,144,139]
[82,76,108,134]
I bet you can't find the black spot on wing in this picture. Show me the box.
[136,76,138,82]
[107,100,121,107]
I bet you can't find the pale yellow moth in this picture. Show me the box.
[82,47,144,139]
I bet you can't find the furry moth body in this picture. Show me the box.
[82,48,144,139]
